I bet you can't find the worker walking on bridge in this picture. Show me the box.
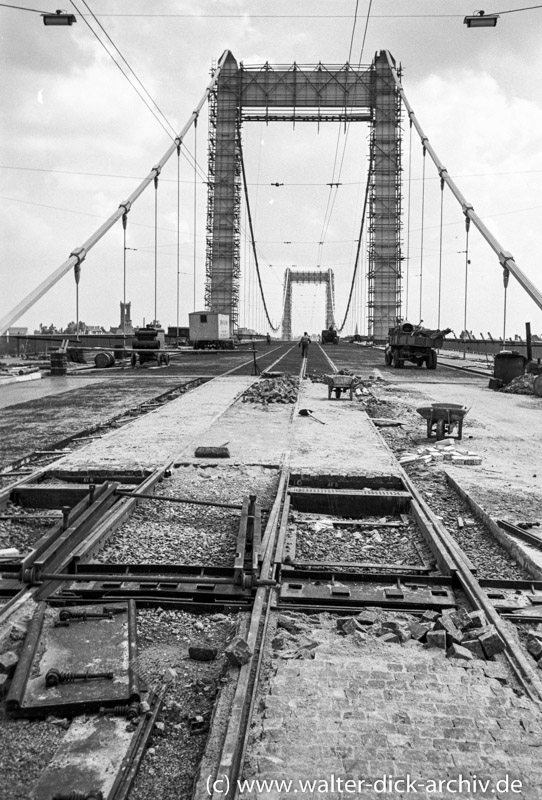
[299,331,311,359]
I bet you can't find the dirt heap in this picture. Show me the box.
[499,374,535,395]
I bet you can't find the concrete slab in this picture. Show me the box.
[290,380,400,478]
[177,401,295,467]
[53,376,257,472]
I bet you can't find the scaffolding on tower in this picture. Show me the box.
[367,59,403,340]
[204,63,242,331]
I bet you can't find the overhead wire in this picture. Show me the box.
[348,0,360,62]
[69,0,175,142]
[66,3,221,186]
[6,163,540,184]
[316,0,369,270]
[331,0,373,332]
[71,1,212,188]
[73,11,465,18]
[75,0,177,138]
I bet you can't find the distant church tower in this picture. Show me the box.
[118,301,134,334]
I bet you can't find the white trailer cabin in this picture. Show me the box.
[189,312,233,349]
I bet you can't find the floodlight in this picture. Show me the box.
[42,9,76,25]
[463,10,499,27]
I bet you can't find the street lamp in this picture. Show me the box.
[42,9,76,25]
[0,4,77,23]
[463,10,499,27]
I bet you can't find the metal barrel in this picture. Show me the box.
[50,351,67,376]
[94,350,115,369]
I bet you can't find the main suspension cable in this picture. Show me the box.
[336,143,374,332]
[238,134,280,332]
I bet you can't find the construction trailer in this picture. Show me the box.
[189,312,234,350]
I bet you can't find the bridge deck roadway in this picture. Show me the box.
[52,375,257,472]
[49,373,400,477]
[1,344,542,798]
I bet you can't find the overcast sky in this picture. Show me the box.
[1,0,542,338]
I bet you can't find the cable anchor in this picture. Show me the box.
[70,246,86,284]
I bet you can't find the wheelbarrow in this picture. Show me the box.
[324,374,360,400]
[416,403,469,440]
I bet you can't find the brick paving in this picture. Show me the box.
[244,630,542,800]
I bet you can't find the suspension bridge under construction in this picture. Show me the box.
[1,48,542,343]
[3,31,542,800]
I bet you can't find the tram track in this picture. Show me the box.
[1,343,542,799]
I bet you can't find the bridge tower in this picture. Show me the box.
[205,50,402,339]
[281,269,335,340]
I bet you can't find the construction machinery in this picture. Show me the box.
[321,327,339,345]
[131,324,169,367]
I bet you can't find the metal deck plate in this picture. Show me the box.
[280,577,456,609]
[287,487,411,516]
[10,603,134,716]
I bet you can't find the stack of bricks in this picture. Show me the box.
[242,377,299,405]
[399,440,482,466]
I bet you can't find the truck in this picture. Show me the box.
[321,326,339,345]
[384,322,452,369]
[189,311,235,350]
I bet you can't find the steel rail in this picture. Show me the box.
[0,50,233,336]
[199,412,297,800]
[204,383,301,799]
[0,464,172,626]
[15,570,247,587]
[384,50,542,314]
[371,416,542,703]
[109,683,170,800]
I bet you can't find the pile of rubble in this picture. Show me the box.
[337,606,506,663]
[242,376,299,404]
[499,374,535,395]
[399,438,482,466]
[270,607,508,669]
